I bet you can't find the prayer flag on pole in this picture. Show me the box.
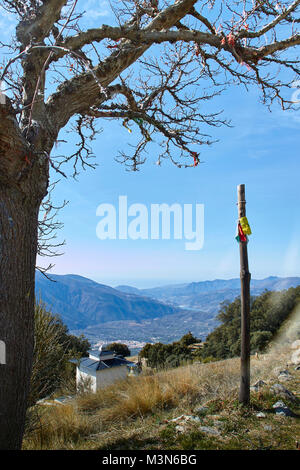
[236,222,248,243]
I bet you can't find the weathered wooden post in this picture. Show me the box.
[237,184,251,405]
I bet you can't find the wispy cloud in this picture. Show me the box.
[78,0,111,21]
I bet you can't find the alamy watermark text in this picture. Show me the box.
[96,196,204,251]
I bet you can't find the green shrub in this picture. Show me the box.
[201,286,300,361]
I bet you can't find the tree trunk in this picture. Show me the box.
[0,184,40,449]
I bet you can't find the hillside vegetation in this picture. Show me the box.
[23,300,300,450]
[202,286,300,361]
[140,332,202,369]
[23,345,300,450]
[29,301,90,405]
[138,287,300,368]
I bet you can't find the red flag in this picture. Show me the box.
[238,223,247,243]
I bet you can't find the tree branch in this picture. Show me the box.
[46,0,198,130]
[16,0,68,46]
[237,0,300,39]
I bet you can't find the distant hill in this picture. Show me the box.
[35,273,300,346]
[116,276,300,312]
[35,272,194,330]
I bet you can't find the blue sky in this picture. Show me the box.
[1,2,300,288]
[41,82,300,288]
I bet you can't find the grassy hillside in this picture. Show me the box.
[23,335,300,450]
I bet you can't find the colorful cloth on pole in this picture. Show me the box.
[235,222,248,243]
[239,216,252,235]
[235,215,252,243]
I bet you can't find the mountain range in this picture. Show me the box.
[35,272,187,330]
[116,276,300,312]
[35,273,300,346]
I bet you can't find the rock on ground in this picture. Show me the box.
[291,340,300,350]
[272,401,294,417]
[199,426,221,436]
[291,349,300,365]
[250,380,267,392]
[269,384,298,403]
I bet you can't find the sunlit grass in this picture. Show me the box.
[23,338,299,450]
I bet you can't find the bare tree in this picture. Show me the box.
[0,0,299,449]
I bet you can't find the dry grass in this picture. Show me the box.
[72,359,244,423]
[24,404,99,449]
[23,339,299,450]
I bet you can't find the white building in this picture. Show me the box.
[71,346,137,392]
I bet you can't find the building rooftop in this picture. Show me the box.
[70,355,137,372]
[88,346,118,361]
[70,343,137,373]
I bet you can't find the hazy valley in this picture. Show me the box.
[35,273,300,352]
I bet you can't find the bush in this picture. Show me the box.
[250,331,272,353]
[140,332,199,369]
[106,342,130,357]
[201,286,300,361]
[29,300,90,405]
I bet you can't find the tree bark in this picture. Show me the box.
[0,184,40,449]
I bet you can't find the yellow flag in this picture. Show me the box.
[239,216,252,235]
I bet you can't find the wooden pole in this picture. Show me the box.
[237,184,251,405]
